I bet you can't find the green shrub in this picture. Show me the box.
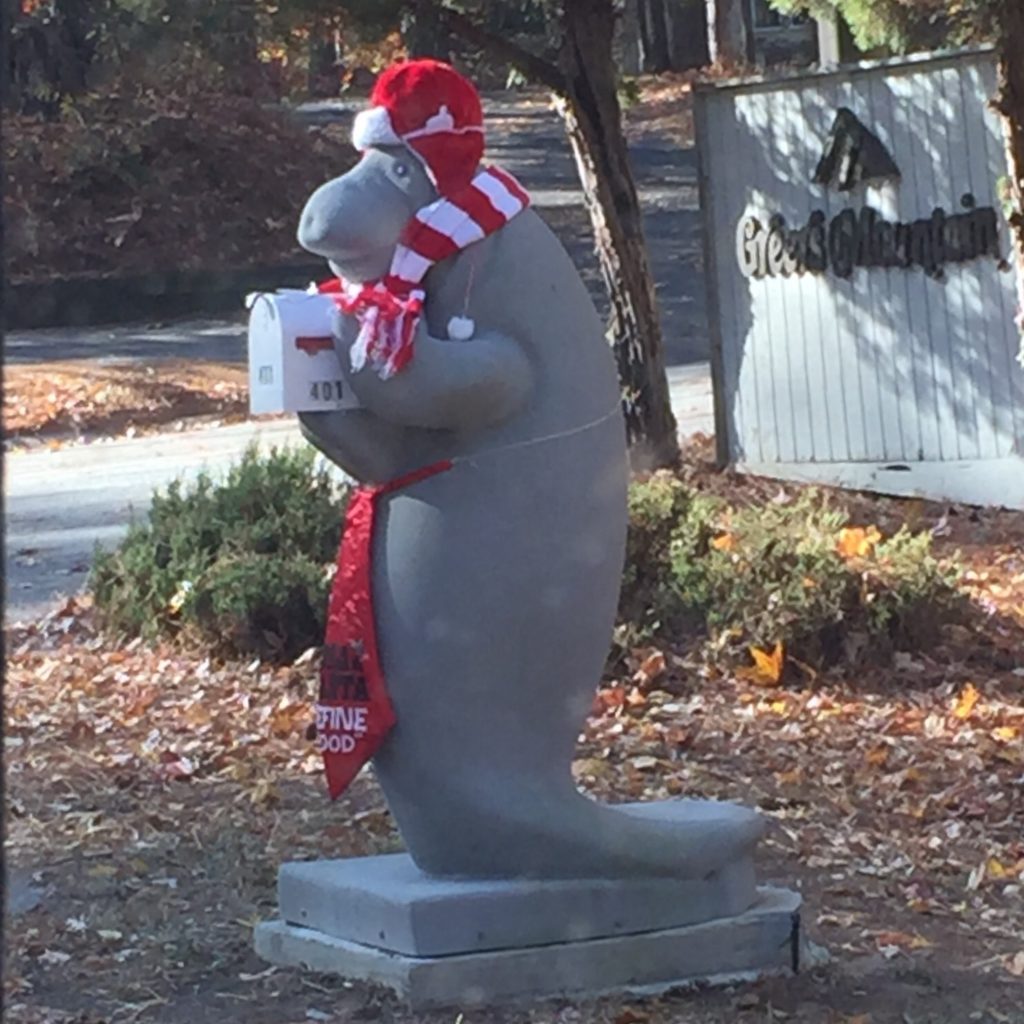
[617,473,720,646]
[619,478,965,670]
[90,445,346,661]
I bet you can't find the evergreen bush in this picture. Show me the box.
[620,476,965,669]
[90,445,346,662]
[92,450,965,672]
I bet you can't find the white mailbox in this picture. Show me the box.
[247,289,361,415]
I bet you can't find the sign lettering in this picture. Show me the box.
[738,195,1003,282]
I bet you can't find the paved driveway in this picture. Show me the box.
[4,365,712,624]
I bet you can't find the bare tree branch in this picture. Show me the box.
[408,0,567,93]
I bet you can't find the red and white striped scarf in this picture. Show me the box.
[318,165,529,379]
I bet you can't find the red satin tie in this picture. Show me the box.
[316,460,453,799]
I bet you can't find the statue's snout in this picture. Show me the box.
[297,149,439,282]
[297,177,359,258]
[297,204,331,253]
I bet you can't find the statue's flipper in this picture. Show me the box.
[298,409,406,485]
[341,324,533,433]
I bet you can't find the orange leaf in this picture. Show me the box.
[993,726,1019,742]
[736,642,784,687]
[836,525,882,559]
[874,930,932,950]
[625,686,648,708]
[711,533,735,552]
[593,686,626,714]
[987,857,1010,879]
[952,683,980,720]
[634,650,666,686]
[865,745,889,767]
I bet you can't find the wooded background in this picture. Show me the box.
[5,0,1023,466]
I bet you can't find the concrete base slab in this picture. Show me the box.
[277,851,757,957]
[276,800,763,957]
[255,886,801,1009]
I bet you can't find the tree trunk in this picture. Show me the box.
[212,0,267,96]
[706,0,754,66]
[402,11,451,60]
[308,24,340,98]
[558,0,680,469]
[638,0,671,72]
[615,0,643,75]
[666,0,710,70]
[53,0,96,96]
[994,0,1024,363]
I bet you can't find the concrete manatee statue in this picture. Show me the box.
[297,60,763,880]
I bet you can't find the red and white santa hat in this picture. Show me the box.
[325,60,529,379]
[352,59,485,196]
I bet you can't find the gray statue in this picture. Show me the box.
[297,60,762,881]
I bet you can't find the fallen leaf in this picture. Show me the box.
[38,949,71,966]
[865,745,889,768]
[836,526,882,559]
[249,779,278,807]
[239,966,278,982]
[630,755,659,771]
[625,687,648,708]
[634,650,666,686]
[593,686,627,714]
[952,683,980,720]
[155,753,195,781]
[967,860,987,891]
[987,857,1010,879]
[736,642,784,687]
[614,1008,651,1024]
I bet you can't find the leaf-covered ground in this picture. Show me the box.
[4,361,263,450]
[5,449,1023,1024]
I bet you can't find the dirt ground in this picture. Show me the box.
[5,446,1023,1024]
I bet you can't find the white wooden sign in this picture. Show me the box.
[695,48,1024,509]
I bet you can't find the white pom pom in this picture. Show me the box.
[447,315,475,341]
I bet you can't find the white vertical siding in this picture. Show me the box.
[697,48,1024,507]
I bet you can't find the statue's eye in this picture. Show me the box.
[393,161,409,178]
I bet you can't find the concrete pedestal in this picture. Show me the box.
[254,833,802,1009]
[255,886,801,1008]
[273,850,760,956]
